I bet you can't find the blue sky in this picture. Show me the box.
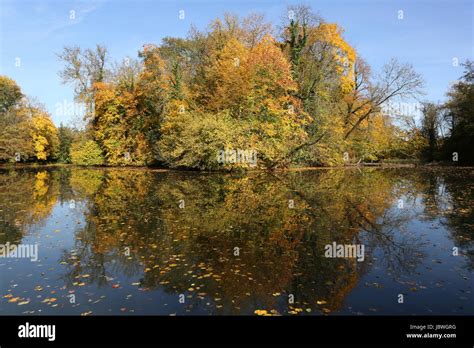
[1,0,472,126]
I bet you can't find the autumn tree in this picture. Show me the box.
[344,58,424,140]
[0,77,58,162]
[277,9,356,166]
[57,45,108,118]
[0,76,32,161]
[29,105,60,161]
[0,76,23,113]
[56,8,428,170]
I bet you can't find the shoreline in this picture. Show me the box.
[1,162,472,172]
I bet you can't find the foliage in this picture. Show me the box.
[159,108,238,170]
[57,45,108,118]
[58,124,75,163]
[5,5,468,169]
[70,140,104,166]
[0,76,23,113]
[30,110,60,161]
[0,77,58,162]
[442,61,474,164]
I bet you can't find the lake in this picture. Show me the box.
[0,166,473,315]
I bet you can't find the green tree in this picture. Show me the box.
[0,76,23,113]
[420,103,441,162]
[70,140,104,166]
[58,123,74,163]
[443,61,474,164]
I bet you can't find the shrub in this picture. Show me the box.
[70,140,104,166]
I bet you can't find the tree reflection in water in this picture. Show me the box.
[0,167,472,315]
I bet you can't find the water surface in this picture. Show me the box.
[0,167,473,315]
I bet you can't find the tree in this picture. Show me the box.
[205,37,251,115]
[344,58,424,140]
[53,9,430,170]
[442,61,474,164]
[420,103,441,162]
[70,140,104,166]
[92,82,150,165]
[0,77,58,162]
[282,5,321,80]
[246,34,310,166]
[136,44,169,161]
[0,76,23,113]
[159,110,239,170]
[58,123,75,163]
[30,108,59,161]
[276,11,357,167]
[0,76,32,161]
[111,57,142,92]
[57,45,109,118]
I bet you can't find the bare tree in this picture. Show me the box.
[242,13,273,48]
[344,58,424,139]
[57,44,109,118]
[111,57,143,92]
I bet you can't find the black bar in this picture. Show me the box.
[0,315,473,346]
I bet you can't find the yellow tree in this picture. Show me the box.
[310,23,356,94]
[246,34,311,166]
[278,18,358,167]
[30,114,59,161]
[93,82,150,165]
[205,37,251,116]
[27,106,59,161]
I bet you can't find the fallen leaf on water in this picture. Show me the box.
[42,298,57,303]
